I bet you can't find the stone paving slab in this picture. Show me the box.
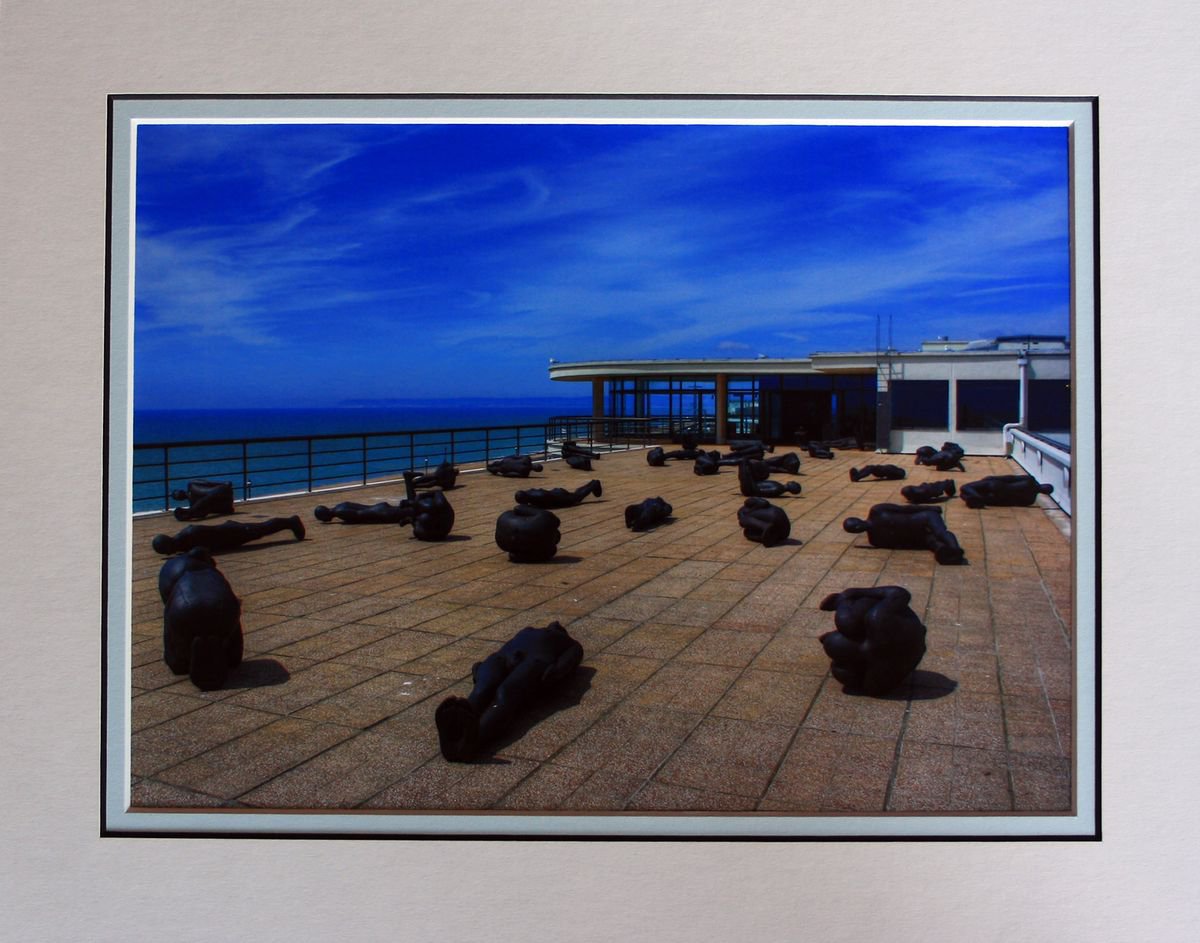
[127,442,1076,819]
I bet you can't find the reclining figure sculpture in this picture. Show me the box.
[171,479,235,521]
[960,474,1054,509]
[647,445,702,466]
[434,620,584,762]
[565,453,593,471]
[405,462,458,491]
[737,497,793,547]
[900,479,957,504]
[561,440,601,459]
[806,443,835,459]
[762,452,802,475]
[849,464,907,482]
[818,585,927,695]
[515,479,602,509]
[625,496,673,531]
[158,547,243,691]
[738,460,801,498]
[914,442,966,471]
[152,516,305,555]
[486,455,544,478]
[495,505,561,562]
[313,490,455,541]
[729,438,772,454]
[843,502,965,565]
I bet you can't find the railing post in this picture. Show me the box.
[361,435,368,486]
[307,439,313,492]
[162,448,170,512]
[242,442,249,502]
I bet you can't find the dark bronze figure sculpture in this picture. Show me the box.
[625,496,673,531]
[405,462,458,490]
[515,479,602,509]
[692,451,721,475]
[818,586,927,695]
[313,489,455,541]
[158,547,243,691]
[737,497,793,547]
[729,438,772,454]
[561,440,601,459]
[647,445,702,466]
[901,479,957,504]
[763,452,802,475]
[738,460,801,498]
[849,464,907,482]
[434,620,584,761]
[495,505,561,562]
[843,502,965,564]
[152,516,305,555]
[806,443,835,459]
[960,474,1054,508]
[486,455,544,478]
[914,443,966,471]
[565,453,593,471]
[171,479,235,521]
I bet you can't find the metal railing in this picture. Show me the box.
[133,414,694,515]
[1003,423,1072,516]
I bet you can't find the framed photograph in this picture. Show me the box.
[105,93,1097,838]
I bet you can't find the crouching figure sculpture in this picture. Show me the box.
[843,503,965,565]
[171,479,235,521]
[914,443,966,472]
[737,497,793,547]
[818,586,927,695]
[487,455,544,478]
[495,505,561,562]
[435,620,584,761]
[152,516,305,555]
[960,474,1054,509]
[625,496,673,531]
[158,547,243,691]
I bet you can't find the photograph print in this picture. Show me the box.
[105,95,1097,838]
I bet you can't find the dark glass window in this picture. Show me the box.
[1028,379,1071,432]
[957,380,1019,431]
[890,380,949,430]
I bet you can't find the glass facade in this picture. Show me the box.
[957,379,1020,431]
[890,380,949,430]
[1028,379,1071,432]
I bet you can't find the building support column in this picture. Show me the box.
[716,373,728,445]
[591,379,605,441]
[1017,352,1029,426]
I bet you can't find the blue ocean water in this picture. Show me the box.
[134,397,591,444]
[132,398,591,513]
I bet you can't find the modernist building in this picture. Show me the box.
[549,335,1071,454]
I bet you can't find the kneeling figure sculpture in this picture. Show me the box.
[737,497,793,547]
[495,505,561,562]
[158,548,243,691]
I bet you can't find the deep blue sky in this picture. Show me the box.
[133,121,1069,409]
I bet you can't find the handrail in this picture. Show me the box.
[132,414,702,515]
[1003,423,1071,516]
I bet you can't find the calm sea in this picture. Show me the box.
[132,398,591,513]
[134,398,591,444]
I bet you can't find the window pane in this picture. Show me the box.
[890,380,948,430]
[957,380,1019,431]
[1028,379,1070,432]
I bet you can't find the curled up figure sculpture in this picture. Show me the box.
[737,497,793,547]
[738,460,801,498]
[900,479,957,504]
[495,505,561,562]
[849,465,906,482]
[625,496,673,531]
[818,586,927,695]
[158,547,243,691]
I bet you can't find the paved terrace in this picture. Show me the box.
[128,444,1073,819]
